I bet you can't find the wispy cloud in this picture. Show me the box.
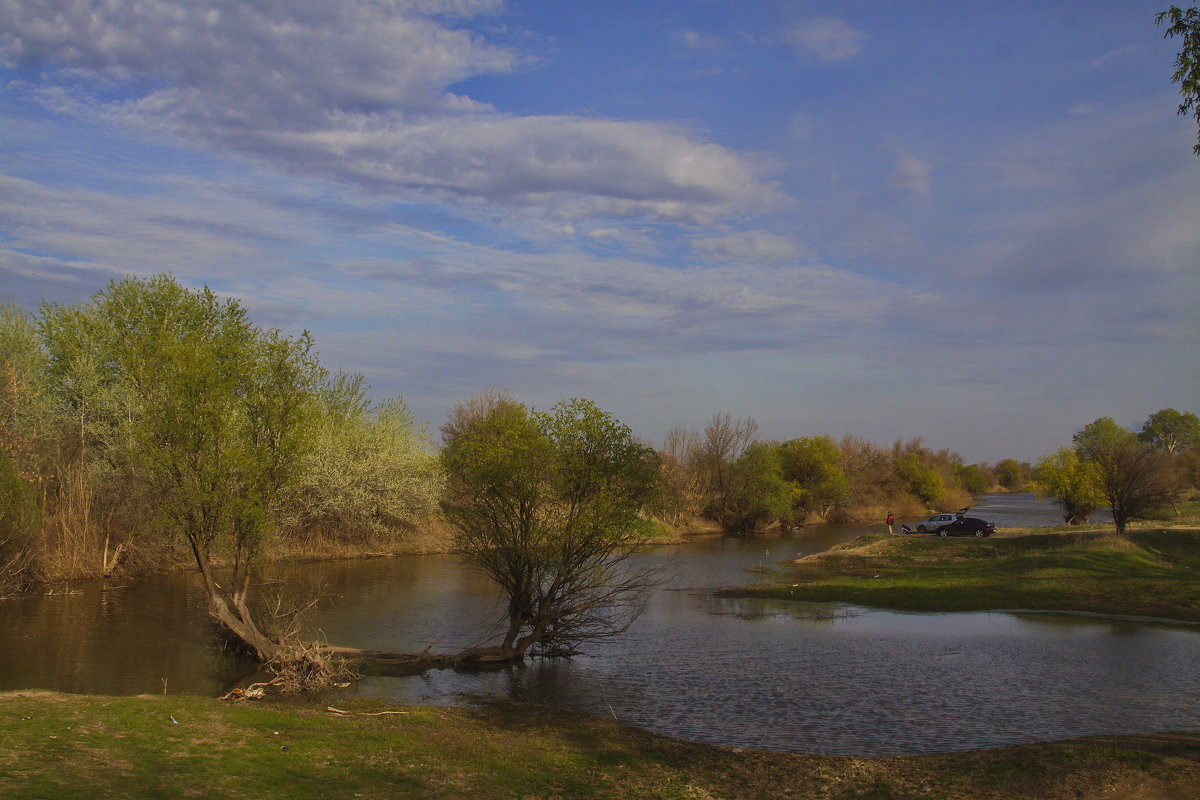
[784,17,865,64]
[0,0,776,223]
[889,154,931,199]
[692,231,805,264]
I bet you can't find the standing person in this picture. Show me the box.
[886,512,895,535]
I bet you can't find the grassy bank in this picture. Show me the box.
[3,692,1198,800]
[724,528,1200,622]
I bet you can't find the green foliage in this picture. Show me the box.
[776,436,849,522]
[1138,407,1200,453]
[442,397,660,658]
[1073,417,1179,534]
[953,463,989,494]
[0,451,39,591]
[718,442,791,533]
[994,458,1027,490]
[1157,5,1200,155]
[894,452,944,507]
[1035,448,1105,524]
[1072,417,1135,461]
[287,393,443,540]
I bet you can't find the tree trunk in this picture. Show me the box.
[187,534,278,662]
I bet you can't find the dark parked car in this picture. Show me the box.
[935,516,995,538]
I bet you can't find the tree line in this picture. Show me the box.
[652,414,1031,535]
[1035,409,1200,534]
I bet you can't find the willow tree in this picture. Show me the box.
[89,275,322,660]
[442,397,660,662]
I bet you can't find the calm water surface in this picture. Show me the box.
[3,494,1198,756]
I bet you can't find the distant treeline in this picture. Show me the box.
[650,414,1031,535]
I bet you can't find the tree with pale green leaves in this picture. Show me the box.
[442,397,660,662]
[1072,417,1178,535]
[777,436,849,523]
[1138,407,1200,453]
[895,452,944,508]
[1035,448,1104,524]
[79,275,324,660]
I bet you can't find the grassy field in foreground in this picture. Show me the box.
[724,529,1200,621]
[2,692,1199,800]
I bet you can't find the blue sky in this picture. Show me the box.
[1,0,1197,463]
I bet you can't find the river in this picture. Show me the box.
[3,494,1199,756]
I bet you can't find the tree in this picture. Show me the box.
[1074,417,1178,534]
[777,436,849,522]
[953,463,990,495]
[895,452,944,507]
[696,413,759,524]
[1138,408,1200,453]
[994,458,1027,490]
[441,397,661,662]
[655,427,706,527]
[87,275,324,660]
[1157,5,1200,155]
[1035,448,1104,524]
[285,384,443,542]
[718,442,791,533]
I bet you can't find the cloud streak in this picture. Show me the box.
[1,0,775,222]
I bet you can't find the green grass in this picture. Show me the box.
[2,692,1198,800]
[725,529,1200,621]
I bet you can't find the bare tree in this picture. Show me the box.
[656,427,705,527]
[697,413,758,521]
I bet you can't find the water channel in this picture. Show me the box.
[3,494,1200,756]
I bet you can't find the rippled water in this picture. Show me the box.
[3,493,1198,755]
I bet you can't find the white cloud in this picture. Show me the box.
[784,17,865,64]
[889,154,931,198]
[692,231,804,264]
[0,0,775,223]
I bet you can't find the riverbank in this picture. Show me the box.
[722,527,1200,622]
[3,692,1197,800]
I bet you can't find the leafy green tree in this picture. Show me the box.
[1035,448,1104,524]
[776,436,849,522]
[442,397,660,662]
[1138,408,1200,453]
[718,442,791,533]
[86,275,323,659]
[953,463,989,495]
[994,458,1027,490]
[895,452,944,507]
[1073,417,1178,534]
[1157,5,1200,155]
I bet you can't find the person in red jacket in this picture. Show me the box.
[886,512,895,535]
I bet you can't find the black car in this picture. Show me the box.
[935,516,995,537]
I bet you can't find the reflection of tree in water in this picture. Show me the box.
[704,595,860,623]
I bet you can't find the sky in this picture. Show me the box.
[1,0,1197,464]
